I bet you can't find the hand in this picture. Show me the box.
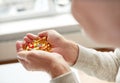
[24,30,79,65]
[16,41,71,78]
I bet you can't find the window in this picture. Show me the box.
[0,0,71,23]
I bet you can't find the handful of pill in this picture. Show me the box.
[23,37,51,52]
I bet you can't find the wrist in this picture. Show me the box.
[49,60,71,78]
[66,40,79,66]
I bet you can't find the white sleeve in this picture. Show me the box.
[50,71,80,83]
[73,45,120,82]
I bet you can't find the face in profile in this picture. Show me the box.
[71,1,120,47]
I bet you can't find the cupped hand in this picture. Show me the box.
[24,30,79,65]
[16,41,71,78]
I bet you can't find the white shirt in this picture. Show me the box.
[50,45,120,83]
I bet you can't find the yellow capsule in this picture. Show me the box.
[34,47,39,50]
[23,36,51,52]
[42,43,46,47]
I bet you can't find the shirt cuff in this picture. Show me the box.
[50,71,80,83]
[72,44,93,69]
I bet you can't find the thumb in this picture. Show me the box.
[17,51,29,60]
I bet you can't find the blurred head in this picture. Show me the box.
[72,1,120,47]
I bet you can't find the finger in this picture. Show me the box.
[29,50,52,60]
[38,31,48,38]
[22,41,27,48]
[16,41,24,52]
[17,51,36,61]
[24,36,32,43]
[17,58,30,70]
[26,33,38,40]
[18,50,51,62]
[17,51,28,60]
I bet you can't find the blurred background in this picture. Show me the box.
[0,0,113,83]
[0,0,71,22]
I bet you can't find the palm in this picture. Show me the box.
[43,32,77,65]
[16,41,71,77]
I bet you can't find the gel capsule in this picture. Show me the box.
[23,37,51,52]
